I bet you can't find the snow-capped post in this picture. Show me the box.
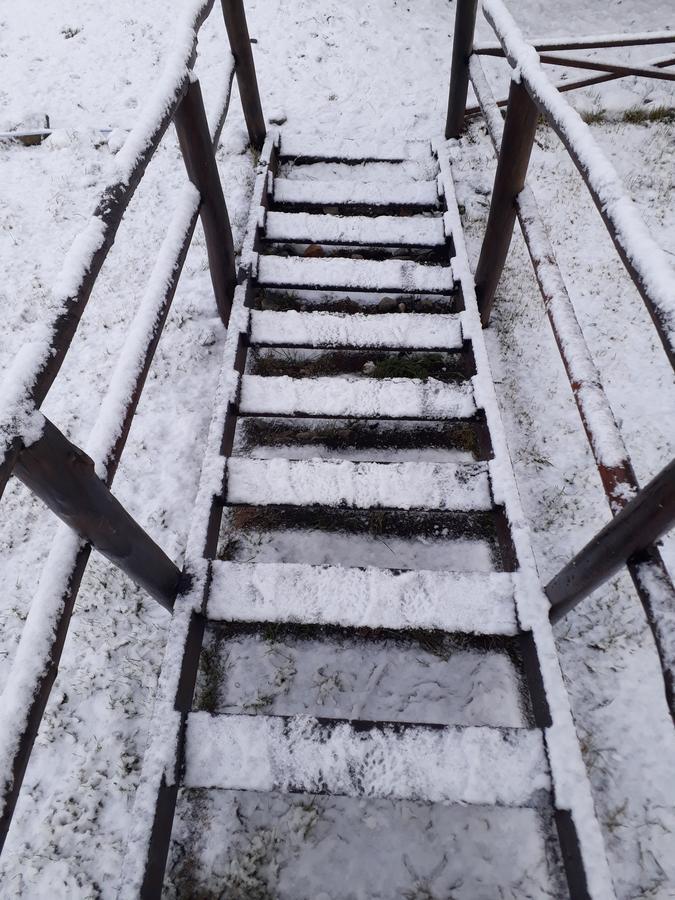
[547,457,675,622]
[174,77,237,326]
[13,418,181,610]
[473,79,538,326]
[221,0,266,150]
[445,0,479,138]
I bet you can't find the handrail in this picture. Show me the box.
[482,0,675,368]
[444,0,675,721]
[0,0,264,853]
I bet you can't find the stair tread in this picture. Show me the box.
[278,135,427,162]
[249,309,463,349]
[258,255,454,293]
[184,713,550,805]
[264,211,446,246]
[273,177,439,208]
[239,374,476,418]
[225,457,492,511]
[207,561,518,635]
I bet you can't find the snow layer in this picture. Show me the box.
[239,374,477,418]
[264,211,445,245]
[279,135,413,161]
[249,309,463,349]
[207,561,519,634]
[226,457,492,510]
[258,254,455,293]
[184,712,550,805]
[272,177,439,207]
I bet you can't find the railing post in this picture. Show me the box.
[445,0,479,139]
[474,79,539,326]
[174,77,237,327]
[14,418,181,610]
[547,458,675,621]
[221,0,266,150]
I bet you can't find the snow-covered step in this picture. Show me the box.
[249,309,463,350]
[207,562,518,635]
[225,458,492,511]
[184,713,550,805]
[265,211,446,246]
[273,178,440,209]
[279,135,424,162]
[258,256,454,293]
[239,374,476,418]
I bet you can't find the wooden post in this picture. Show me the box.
[221,0,266,150]
[445,0,479,139]
[547,458,675,621]
[174,78,237,327]
[14,418,181,610]
[474,79,539,326]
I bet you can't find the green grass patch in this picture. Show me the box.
[580,108,606,125]
[622,104,675,124]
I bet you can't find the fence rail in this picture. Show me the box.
[0,0,264,852]
[445,0,675,720]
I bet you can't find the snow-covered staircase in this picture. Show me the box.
[119,133,614,899]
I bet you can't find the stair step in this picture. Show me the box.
[264,211,446,246]
[254,287,457,315]
[239,374,476,418]
[278,136,424,162]
[184,713,549,805]
[194,625,529,727]
[235,415,487,462]
[273,177,440,209]
[258,255,454,293]
[225,458,492,511]
[249,309,463,349]
[207,561,518,635]
[168,792,559,899]
[218,505,504,572]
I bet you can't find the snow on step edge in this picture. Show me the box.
[207,562,518,635]
[184,713,550,805]
[225,458,492,510]
[258,255,455,293]
[273,178,440,208]
[278,136,429,161]
[265,211,445,246]
[249,309,463,349]
[239,374,476,418]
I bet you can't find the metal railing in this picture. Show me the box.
[0,0,264,851]
[445,0,675,721]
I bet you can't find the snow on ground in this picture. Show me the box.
[0,0,674,896]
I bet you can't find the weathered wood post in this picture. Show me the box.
[474,80,539,326]
[547,458,675,621]
[445,0,479,139]
[174,77,238,326]
[14,417,181,609]
[221,0,266,150]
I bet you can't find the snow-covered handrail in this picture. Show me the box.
[474,28,675,54]
[445,0,675,723]
[468,52,675,724]
[0,0,265,500]
[480,0,675,370]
